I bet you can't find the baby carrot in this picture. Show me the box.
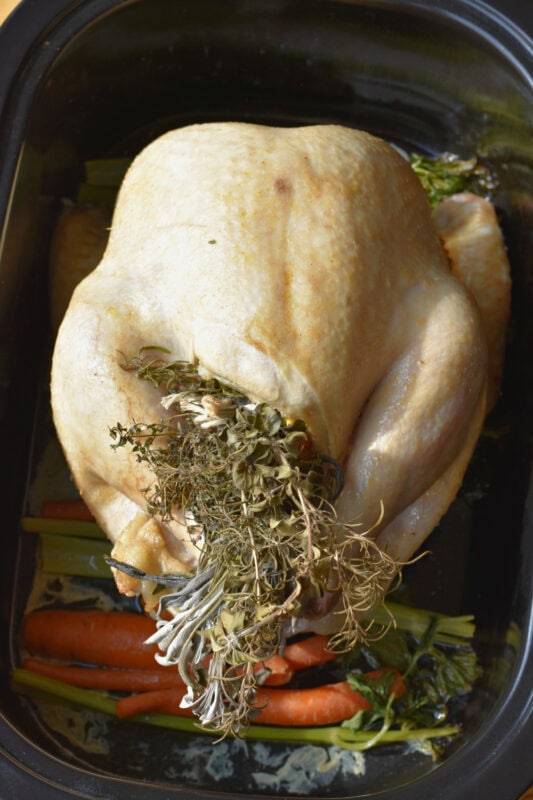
[41,499,95,521]
[115,687,194,719]
[365,668,407,699]
[116,681,371,725]
[23,610,164,670]
[23,610,294,685]
[253,682,371,727]
[23,658,184,692]
[24,652,292,690]
[258,653,294,686]
[23,609,293,686]
[283,635,338,670]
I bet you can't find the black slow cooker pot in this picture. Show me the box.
[0,1,531,798]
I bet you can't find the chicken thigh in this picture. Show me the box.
[51,123,509,615]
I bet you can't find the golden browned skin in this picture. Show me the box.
[50,123,510,615]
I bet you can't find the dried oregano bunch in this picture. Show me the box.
[108,346,403,737]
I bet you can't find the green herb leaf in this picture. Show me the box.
[409,152,497,206]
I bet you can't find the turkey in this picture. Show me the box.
[50,122,510,731]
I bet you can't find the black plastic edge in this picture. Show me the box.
[0,1,531,798]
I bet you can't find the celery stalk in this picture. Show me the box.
[372,601,476,644]
[75,183,118,209]
[84,158,131,187]
[39,532,112,579]
[13,668,117,717]
[22,517,107,539]
[11,669,459,750]
[143,710,459,749]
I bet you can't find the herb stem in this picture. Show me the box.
[297,487,314,566]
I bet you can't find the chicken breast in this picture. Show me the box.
[50,123,510,614]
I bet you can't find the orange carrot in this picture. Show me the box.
[283,635,338,670]
[23,609,294,686]
[41,499,95,521]
[23,658,185,692]
[116,687,194,719]
[253,681,371,726]
[23,610,165,670]
[114,658,293,719]
[209,653,293,687]
[258,654,294,686]
[115,681,372,725]
[365,667,407,699]
[23,653,292,692]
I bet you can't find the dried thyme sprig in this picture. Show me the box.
[109,347,404,737]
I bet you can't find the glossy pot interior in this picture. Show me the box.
[0,1,531,798]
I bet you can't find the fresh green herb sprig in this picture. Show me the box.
[341,616,481,757]
[409,153,497,206]
[108,347,404,738]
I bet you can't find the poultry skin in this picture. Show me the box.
[51,123,510,627]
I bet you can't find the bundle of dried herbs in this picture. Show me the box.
[108,347,404,737]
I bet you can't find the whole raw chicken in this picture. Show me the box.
[51,123,510,629]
